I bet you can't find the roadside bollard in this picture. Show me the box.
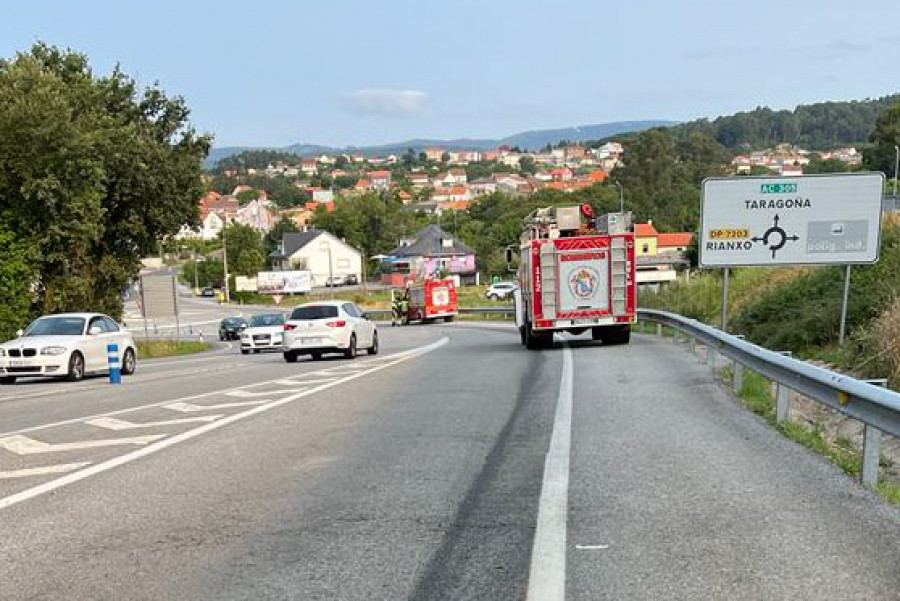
[198,329,204,343]
[108,343,121,385]
[656,323,662,338]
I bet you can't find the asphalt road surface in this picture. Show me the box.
[1,324,899,600]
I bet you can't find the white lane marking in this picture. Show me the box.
[0,336,449,510]
[163,400,267,413]
[223,389,301,399]
[0,463,91,480]
[526,340,573,601]
[574,544,609,550]
[0,434,165,455]
[85,415,223,431]
[0,343,442,439]
[271,378,338,386]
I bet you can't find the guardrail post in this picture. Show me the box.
[689,336,696,356]
[862,425,882,489]
[772,351,792,423]
[861,379,888,489]
[733,362,743,394]
[705,344,716,366]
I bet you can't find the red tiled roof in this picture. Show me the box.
[635,223,659,237]
[356,179,372,188]
[658,233,694,247]
[369,170,391,178]
[587,170,609,181]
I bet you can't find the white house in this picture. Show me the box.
[270,229,363,286]
[235,198,277,232]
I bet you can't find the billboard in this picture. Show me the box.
[700,173,884,267]
[256,270,311,294]
[139,274,177,319]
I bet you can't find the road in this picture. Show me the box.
[1,324,899,600]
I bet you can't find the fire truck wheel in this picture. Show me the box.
[591,328,604,342]
[519,326,527,346]
[444,316,454,323]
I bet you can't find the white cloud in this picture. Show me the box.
[344,89,428,117]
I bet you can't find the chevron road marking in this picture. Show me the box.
[0,434,165,455]
[163,400,268,413]
[0,463,91,480]
[85,415,223,431]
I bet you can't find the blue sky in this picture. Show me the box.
[2,0,899,148]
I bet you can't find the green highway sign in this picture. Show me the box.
[760,183,798,194]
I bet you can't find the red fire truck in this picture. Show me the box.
[513,206,636,349]
[404,277,459,324]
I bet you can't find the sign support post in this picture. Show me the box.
[839,264,852,344]
[721,267,730,332]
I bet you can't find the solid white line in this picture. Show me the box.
[223,389,302,399]
[0,433,165,455]
[526,340,573,601]
[574,544,609,550]
[0,463,90,480]
[84,415,223,431]
[0,336,448,510]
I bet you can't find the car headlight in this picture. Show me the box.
[41,346,68,356]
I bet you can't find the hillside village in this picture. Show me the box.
[184,140,864,244]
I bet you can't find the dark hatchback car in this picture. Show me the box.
[219,317,249,340]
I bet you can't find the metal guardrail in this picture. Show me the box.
[638,308,900,490]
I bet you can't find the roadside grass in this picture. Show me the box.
[137,339,213,359]
[718,363,899,507]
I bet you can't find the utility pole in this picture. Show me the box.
[614,180,624,212]
[193,251,199,293]
[222,220,230,303]
[327,243,334,300]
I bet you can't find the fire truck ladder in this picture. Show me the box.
[610,236,628,314]
[539,243,558,320]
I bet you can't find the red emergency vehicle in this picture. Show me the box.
[514,206,636,349]
[406,277,459,323]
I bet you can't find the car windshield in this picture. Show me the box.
[223,318,246,326]
[291,305,339,320]
[23,316,86,336]
[249,314,284,327]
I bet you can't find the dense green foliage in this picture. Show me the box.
[0,44,208,338]
[215,149,301,172]
[673,95,900,151]
[612,129,729,231]
[863,104,900,175]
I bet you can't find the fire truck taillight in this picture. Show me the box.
[615,316,633,323]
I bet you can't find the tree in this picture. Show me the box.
[0,43,209,320]
[264,217,299,262]
[224,223,265,277]
[334,155,349,169]
[864,103,900,175]
[0,219,37,339]
[519,156,537,175]
[235,188,259,204]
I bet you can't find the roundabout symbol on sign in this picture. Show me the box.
[752,214,799,259]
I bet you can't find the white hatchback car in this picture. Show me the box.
[486,281,518,300]
[0,313,137,384]
[240,312,286,354]
[282,301,377,362]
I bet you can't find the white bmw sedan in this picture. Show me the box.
[0,313,137,384]
[282,301,377,362]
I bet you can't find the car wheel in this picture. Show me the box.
[311,352,322,361]
[67,352,85,382]
[344,334,357,359]
[284,351,298,363]
[367,332,379,355]
[487,293,497,300]
[241,349,249,355]
[253,349,260,354]
[121,348,137,376]
[0,376,16,385]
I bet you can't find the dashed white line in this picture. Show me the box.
[526,340,573,601]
